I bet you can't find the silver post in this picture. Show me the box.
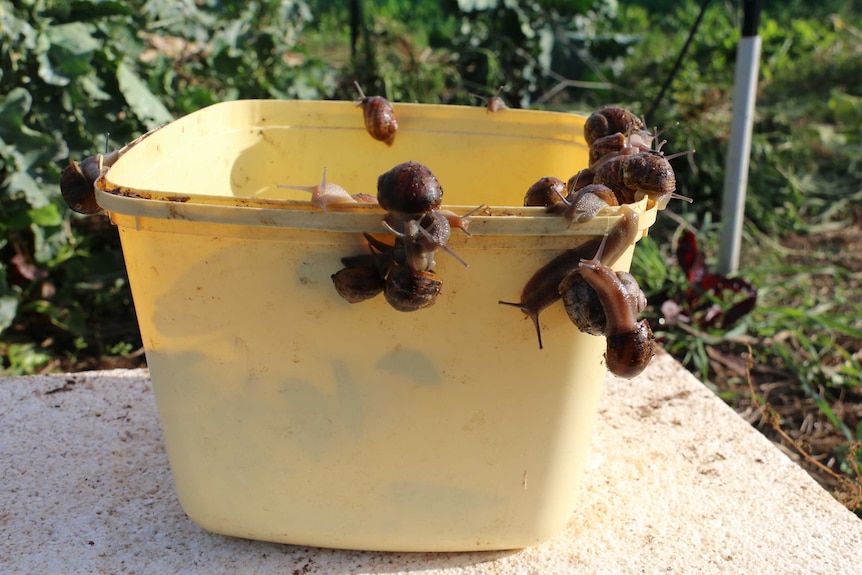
[718,1,762,275]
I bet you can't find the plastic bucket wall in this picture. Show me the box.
[97,100,656,552]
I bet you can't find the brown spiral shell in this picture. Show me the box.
[384,265,443,312]
[522,176,565,207]
[355,82,398,146]
[377,161,443,214]
[583,106,646,146]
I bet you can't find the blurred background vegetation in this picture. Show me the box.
[1,0,860,511]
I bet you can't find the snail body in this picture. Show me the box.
[278,167,355,211]
[549,183,620,224]
[354,81,398,146]
[438,204,485,237]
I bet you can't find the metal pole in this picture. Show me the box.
[718,0,762,275]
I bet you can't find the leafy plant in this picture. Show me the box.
[0,0,320,372]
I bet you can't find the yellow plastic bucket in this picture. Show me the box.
[96,99,657,552]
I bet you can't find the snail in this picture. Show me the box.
[559,244,646,338]
[61,127,165,214]
[331,263,386,303]
[588,131,654,169]
[438,204,486,236]
[61,128,162,215]
[583,105,649,147]
[549,183,620,224]
[61,151,111,215]
[382,210,469,270]
[591,150,693,208]
[354,81,398,146]
[575,236,654,378]
[383,264,443,312]
[377,161,443,215]
[621,150,694,209]
[523,176,566,207]
[470,86,508,113]
[277,167,357,211]
[498,204,640,349]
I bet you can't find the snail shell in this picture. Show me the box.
[622,151,676,201]
[566,168,595,196]
[377,161,443,214]
[605,320,655,379]
[331,265,385,303]
[591,154,636,204]
[384,265,443,312]
[583,106,647,146]
[523,176,566,207]
[559,270,646,337]
[354,81,398,146]
[60,153,116,215]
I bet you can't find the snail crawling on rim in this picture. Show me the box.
[470,86,509,113]
[354,81,398,146]
[592,149,694,209]
[276,167,376,210]
[60,127,163,214]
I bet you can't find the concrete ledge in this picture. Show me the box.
[2,351,860,574]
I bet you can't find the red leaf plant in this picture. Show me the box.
[660,230,757,331]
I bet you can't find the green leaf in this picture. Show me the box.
[0,295,17,334]
[28,203,64,227]
[45,22,101,80]
[116,58,174,128]
[0,265,18,334]
[47,22,101,55]
[7,171,54,209]
[0,87,31,130]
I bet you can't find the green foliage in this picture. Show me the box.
[0,0,320,372]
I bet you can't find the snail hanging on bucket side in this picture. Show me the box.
[330,161,482,312]
[498,205,640,349]
[568,235,655,378]
[354,81,398,146]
